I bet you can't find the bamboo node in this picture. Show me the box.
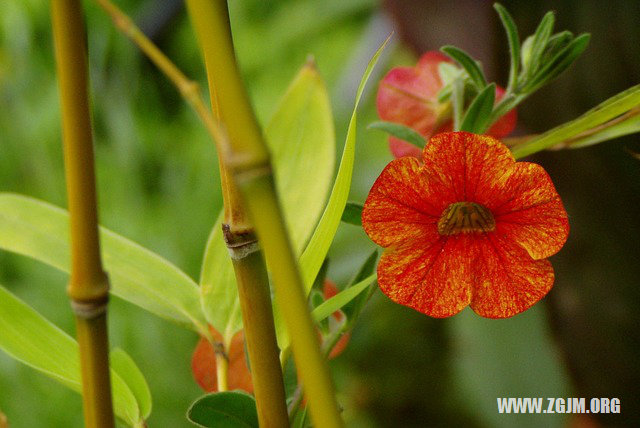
[70,296,109,319]
[233,163,272,185]
[222,223,260,260]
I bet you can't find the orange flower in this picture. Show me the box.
[192,328,253,393]
[377,51,517,158]
[192,280,349,393]
[362,132,568,318]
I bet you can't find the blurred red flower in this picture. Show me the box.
[192,328,253,393]
[192,280,349,393]
[376,51,517,158]
[362,132,568,318]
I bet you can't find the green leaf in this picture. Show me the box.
[494,3,520,92]
[311,258,330,292]
[298,34,391,294]
[367,121,426,149]
[340,201,364,226]
[110,348,152,420]
[460,83,496,134]
[511,84,640,158]
[451,76,465,131]
[343,250,379,325]
[291,406,309,428]
[187,391,258,428]
[265,59,336,255]
[540,30,574,65]
[0,193,206,332]
[311,273,376,324]
[199,212,242,343]
[441,46,487,89]
[564,111,640,149]
[524,33,590,93]
[520,35,535,76]
[525,11,555,78]
[451,307,570,428]
[0,284,141,426]
[438,62,463,87]
[437,62,464,102]
[199,61,335,341]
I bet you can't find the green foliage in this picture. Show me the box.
[110,348,152,420]
[340,201,364,226]
[265,60,336,255]
[0,193,206,332]
[342,250,378,327]
[298,34,391,294]
[199,212,242,344]
[440,4,591,135]
[460,83,496,134]
[493,4,520,92]
[0,284,146,426]
[441,46,487,90]
[367,121,426,149]
[311,273,376,324]
[187,391,258,428]
[511,84,640,158]
[199,61,335,342]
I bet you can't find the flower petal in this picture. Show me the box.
[470,233,554,318]
[377,235,475,317]
[376,66,441,136]
[491,162,569,259]
[389,137,423,158]
[422,132,514,203]
[362,157,442,248]
[416,51,452,76]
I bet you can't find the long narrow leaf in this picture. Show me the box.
[441,45,487,89]
[299,34,391,293]
[511,84,640,158]
[564,111,640,149]
[526,11,555,78]
[265,60,336,255]
[494,3,520,92]
[368,121,426,148]
[311,274,376,323]
[110,348,152,420]
[524,34,590,93]
[460,83,496,134]
[0,285,142,426]
[199,62,335,341]
[0,193,206,331]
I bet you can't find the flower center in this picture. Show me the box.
[437,202,495,235]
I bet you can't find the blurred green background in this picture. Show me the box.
[1,0,638,426]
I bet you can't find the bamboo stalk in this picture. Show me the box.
[51,1,114,427]
[183,0,290,421]
[185,1,343,427]
[95,1,289,424]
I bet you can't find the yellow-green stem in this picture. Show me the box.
[215,349,229,392]
[51,0,114,427]
[96,2,290,418]
[238,176,343,427]
[185,1,343,426]
[229,243,289,426]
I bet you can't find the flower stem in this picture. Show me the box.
[51,1,114,427]
[185,1,343,427]
[214,347,229,392]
